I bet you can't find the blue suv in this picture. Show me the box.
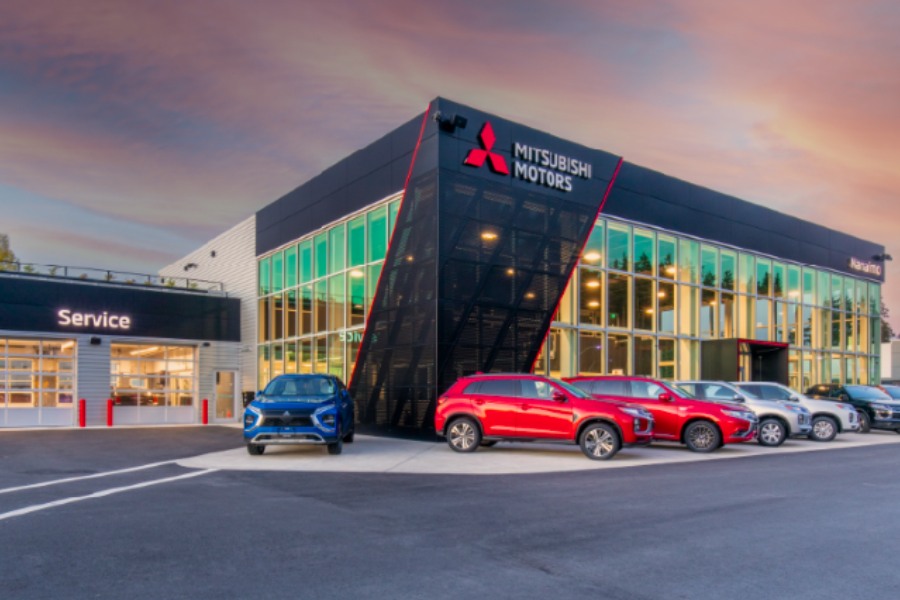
[243,374,355,456]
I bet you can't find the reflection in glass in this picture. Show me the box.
[720,250,736,291]
[701,246,717,287]
[658,282,675,334]
[701,289,716,338]
[579,269,603,326]
[608,273,630,328]
[635,278,654,331]
[579,332,603,374]
[634,336,653,376]
[658,235,677,280]
[634,229,654,275]
[608,223,631,271]
[608,334,629,375]
[658,338,675,379]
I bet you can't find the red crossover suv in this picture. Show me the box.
[435,373,654,460]
[564,376,757,452]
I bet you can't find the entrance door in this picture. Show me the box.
[214,371,238,421]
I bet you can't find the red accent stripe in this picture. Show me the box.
[348,103,432,387]
[529,157,624,373]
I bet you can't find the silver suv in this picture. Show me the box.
[732,382,858,442]
[675,381,812,447]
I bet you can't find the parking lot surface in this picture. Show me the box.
[3,426,900,600]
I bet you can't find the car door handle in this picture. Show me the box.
[474,399,485,406]
[521,403,530,411]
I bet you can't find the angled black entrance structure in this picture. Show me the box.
[701,339,789,385]
[349,99,622,435]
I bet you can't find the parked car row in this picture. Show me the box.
[242,373,891,461]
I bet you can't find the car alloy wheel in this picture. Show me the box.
[758,418,787,447]
[580,423,620,460]
[447,418,481,453]
[809,416,837,442]
[857,411,871,434]
[684,421,720,453]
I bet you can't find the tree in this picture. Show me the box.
[881,303,895,342]
[0,233,17,271]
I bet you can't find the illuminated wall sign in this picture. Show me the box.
[57,309,132,330]
[463,121,593,193]
[848,257,883,277]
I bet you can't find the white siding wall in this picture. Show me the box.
[197,341,242,418]
[160,215,257,394]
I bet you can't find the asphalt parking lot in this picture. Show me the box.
[2,427,900,599]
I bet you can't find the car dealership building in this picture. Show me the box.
[2,98,886,432]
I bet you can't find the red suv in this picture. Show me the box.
[564,376,757,452]
[435,373,654,460]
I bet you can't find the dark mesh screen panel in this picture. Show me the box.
[435,172,599,395]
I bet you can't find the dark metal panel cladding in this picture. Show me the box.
[350,98,622,435]
[604,162,885,282]
[0,277,240,341]
[255,114,424,256]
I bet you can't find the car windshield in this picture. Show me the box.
[672,384,697,398]
[551,378,591,399]
[845,385,892,400]
[263,376,335,398]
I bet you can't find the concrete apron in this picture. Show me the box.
[178,430,900,476]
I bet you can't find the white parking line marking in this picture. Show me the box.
[0,469,218,522]
[0,460,177,495]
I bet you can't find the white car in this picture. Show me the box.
[732,382,859,442]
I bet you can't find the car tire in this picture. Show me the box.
[579,423,621,460]
[246,443,265,456]
[447,417,481,453]
[327,436,343,455]
[758,418,787,447]
[683,421,721,453]
[857,411,871,434]
[808,416,838,442]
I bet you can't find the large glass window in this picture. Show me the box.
[633,229,654,276]
[678,239,699,284]
[658,338,675,379]
[299,240,313,284]
[579,332,604,374]
[258,257,271,296]
[579,269,603,326]
[634,336,654,376]
[348,216,366,267]
[678,285,698,337]
[738,254,755,294]
[756,259,771,296]
[720,250,736,291]
[348,269,366,327]
[111,345,195,407]
[700,289,716,338]
[582,221,604,266]
[272,251,284,293]
[658,282,675,335]
[607,334,629,375]
[634,278,654,331]
[756,298,771,340]
[658,235,677,280]
[329,225,346,274]
[368,206,388,262]
[315,234,328,279]
[772,263,785,298]
[719,293,735,338]
[701,246,717,287]
[608,223,631,271]
[285,246,298,289]
[608,273,630,328]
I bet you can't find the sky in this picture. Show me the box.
[2,0,899,325]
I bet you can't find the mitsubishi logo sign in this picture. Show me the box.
[461,119,593,193]
[463,122,509,175]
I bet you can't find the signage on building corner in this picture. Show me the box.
[57,309,132,330]
[848,257,882,277]
[463,121,592,193]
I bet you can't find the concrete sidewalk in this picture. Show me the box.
[178,430,900,475]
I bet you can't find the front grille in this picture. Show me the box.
[262,412,314,427]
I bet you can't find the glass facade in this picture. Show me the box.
[256,194,402,388]
[258,202,883,393]
[533,217,882,391]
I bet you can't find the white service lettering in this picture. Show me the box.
[57,309,132,330]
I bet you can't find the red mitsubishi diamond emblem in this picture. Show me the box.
[463,122,509,175]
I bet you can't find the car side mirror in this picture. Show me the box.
[658,392,673,402]
[552,391,567,403]
[733,394,744,402]
[839,394,849,402]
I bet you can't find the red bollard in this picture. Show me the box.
[78,399,86,428]
[202,399,209,425]
[107,398,114,427]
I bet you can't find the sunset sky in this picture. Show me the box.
[2,1,899,325]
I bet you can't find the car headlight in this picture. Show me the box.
[724,410,756,422]
[244,406,262,429]
[621,407,652,419]
[313,405,337,430]
[870,404,893,419]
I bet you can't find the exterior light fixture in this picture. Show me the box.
[585,280,600,289]
[481,231,498,241]
[587,300,600,308]
[506,268,515,276]
[583,251,601,263]
[524,292,536,300]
